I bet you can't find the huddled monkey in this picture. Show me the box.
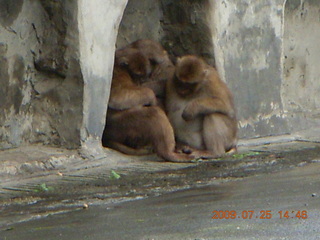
[120,39,175,108]
[108,48,157,110]
[166,55,237,158]
[102,40,193,163]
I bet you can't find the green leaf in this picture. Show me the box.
[33,183,54,192]
[232,151,260,159]
[109,170,121,180]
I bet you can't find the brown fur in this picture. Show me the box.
[166,55,237,158]
[102,42,193,163]
[108,47,158,110]
[124,39,176,107]
[103,107,194,162]
[115,47,152,83]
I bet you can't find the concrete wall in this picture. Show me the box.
[0,0,83,149]
[282,0,320,132]
[116,0,163,49]
[210,0,320,138]
[116,0,215,66]
[210,0,289,138]
[0,0,128,150]
[78,0,128,148]
[1,0,319,151]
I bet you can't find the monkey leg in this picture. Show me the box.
[139,106,194,163]
[104,106,194,163]
[203,114,237,157]
[104,140,154,156]
[175,142,217,159]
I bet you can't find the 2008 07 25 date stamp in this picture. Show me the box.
[212,210,308,219]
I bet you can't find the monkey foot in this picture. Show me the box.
[163,152,196,163]
[225,146,237,155]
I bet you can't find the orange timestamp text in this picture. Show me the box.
[212,210,308,219]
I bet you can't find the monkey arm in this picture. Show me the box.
[141,80,166,98]
[182,97,235,121]
[150,61,175,82]
[108,86,157,110]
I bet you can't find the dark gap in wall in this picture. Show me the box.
[116,0,215,65]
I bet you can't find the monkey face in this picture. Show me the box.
[174,55,207,97]
[173,75,200,97]
[128,57,152,84]
[115,48,152,84]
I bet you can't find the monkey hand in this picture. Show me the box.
[182,103,197,121]
[141,88,157,107]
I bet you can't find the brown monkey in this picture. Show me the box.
[108,48,157,110]
[121,39,176,108]
[166,55,237,158]
[109,40,173,109]
[102,45,193,163]
[103,106,194,162]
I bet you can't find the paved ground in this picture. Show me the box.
[2,163,320,240]
[0,129,319,239]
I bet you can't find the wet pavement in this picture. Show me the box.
[1,161,320,240]
[0,131,320,239]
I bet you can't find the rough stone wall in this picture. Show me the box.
[160,0,215,66]
[282,0,320,131]
[1,0,319,151]
[211,0,290,138]
[116,0,215,65]
[0,0,83,149]
[116,0,163,49]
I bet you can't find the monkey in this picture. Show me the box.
[108,48,157,110]
[166,55,237,158]
[111,39,175,108]
[103,106,194,162]
[102,44,194,163]
[130,39,175,83]
[120,39,176,108]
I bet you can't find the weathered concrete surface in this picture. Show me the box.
[210,0,288,139]
[0,0,129,151]
[117,0,215,71]
[160,0,215,66]
[1,0,320,152]
[1,147,320,239]
[78,0,128,145]
[0,0,83,149]
[116,0,163,49]
[210,0,320,139]
[0,131,319,232]
[0,128,316,180]
[282,0,320,132]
